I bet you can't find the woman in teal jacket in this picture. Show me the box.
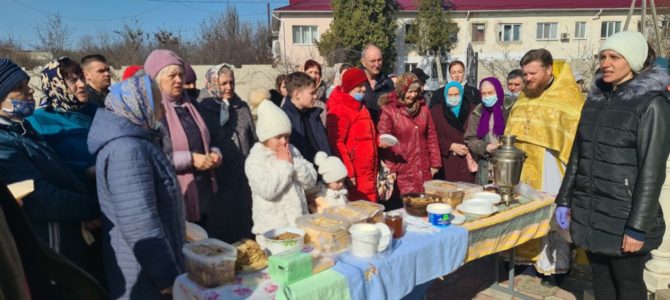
[28,57,96,187]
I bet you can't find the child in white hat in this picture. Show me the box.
[245,101,317,246]
[311,151,349,213]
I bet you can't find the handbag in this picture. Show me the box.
[376,160,396,202]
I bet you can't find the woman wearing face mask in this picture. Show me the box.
[326,68,380,202]
[88,75,185,299]
[556,31,670,300]
[196,65,257,244]
[377,72,441,195]
[28,57,97,187]
[430,60,482,108]
[0,58,100,278]
[464,77,509,185]
[144,49,222,225]
[430,81,476,182]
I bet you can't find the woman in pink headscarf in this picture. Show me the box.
[144,49,222,224]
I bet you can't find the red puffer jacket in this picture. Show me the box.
[326,87,379,202]
[377,94,441,195]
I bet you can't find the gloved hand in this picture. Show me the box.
[555,206,571,230]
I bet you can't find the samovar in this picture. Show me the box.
[491,135,526,206]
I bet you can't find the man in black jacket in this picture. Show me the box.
[81,54,111,109]
[360,44,394,124]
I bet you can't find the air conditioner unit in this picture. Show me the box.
[561,32,570,42]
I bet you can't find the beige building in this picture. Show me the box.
[273,0,669,84]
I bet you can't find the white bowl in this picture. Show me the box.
[379,134,399,146]
[262,227,305,256]
[472,192,502,205]
[457,203,499,218]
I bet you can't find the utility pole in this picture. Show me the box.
[624,0,663,55]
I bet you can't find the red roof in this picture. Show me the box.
[277,0,670,12]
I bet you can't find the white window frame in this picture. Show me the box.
[292,25,319,45]
[601,21,621,39]
[536,23,558,40]
[498,24,522,42]
[574,22,587,39]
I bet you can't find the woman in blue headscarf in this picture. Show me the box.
[464,77,509,185]
[88,75,186,299]
[429,81,476,182]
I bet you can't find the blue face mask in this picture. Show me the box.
[506,91,520,98]
[352,93,364,101]
[2,99,35,119]
[482,95,498,108]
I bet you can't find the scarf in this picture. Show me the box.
[105,75,160,130]
[204,64,224,98]
[441,81,468,132]
[39,58,85,112]
[477,77,506,139]
[162,91,217,221]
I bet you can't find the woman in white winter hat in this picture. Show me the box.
[556,31,670,299]
[244,100,317,246]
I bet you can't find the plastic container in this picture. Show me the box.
[349,223,392,258]
[427,203,453,227]
[262,227,305,256]
[323,205,369,224]
[455,182,484,199]
[183,238,237,287]
[424,180,484,204]
[296,214,351,254]
[347,200,385,223]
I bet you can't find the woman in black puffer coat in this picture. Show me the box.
[556,31,670,300]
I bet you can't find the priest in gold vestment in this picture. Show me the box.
[505,49,585,279]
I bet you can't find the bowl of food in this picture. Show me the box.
[403,193,442,217]
[262,227,305,256]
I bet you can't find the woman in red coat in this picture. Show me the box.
[377,73,441,195]
[430,81,476,183]
[326,68,379,202]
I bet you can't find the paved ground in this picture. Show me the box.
[426,255,593,300]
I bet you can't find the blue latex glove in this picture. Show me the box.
[555,206,570,230]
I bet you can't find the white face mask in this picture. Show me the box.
[446,96,461,107]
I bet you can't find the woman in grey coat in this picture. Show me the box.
[88,75,185,299]
[197,65,257,243]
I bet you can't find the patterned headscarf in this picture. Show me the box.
[105,75,160,130]
[40,57,84,112]
[204,63,224,98]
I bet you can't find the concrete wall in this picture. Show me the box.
[27,64,282,103]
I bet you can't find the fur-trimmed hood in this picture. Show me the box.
[589,65,670,102]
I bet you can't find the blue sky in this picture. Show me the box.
[1,0,289,49]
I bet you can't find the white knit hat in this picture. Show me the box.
[256,100,292,142]
[600,31,648,72]
[314,151,348,183]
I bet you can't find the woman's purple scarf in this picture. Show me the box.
[477,77,506,139]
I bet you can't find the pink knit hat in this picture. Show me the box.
[143,49,184,80]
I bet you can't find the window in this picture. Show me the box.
[574,22,587,39]
[498,24,521,42]
[404,63,418,72]
[405,24,414,44]
[472,23,485,42]
[663,20,670,38]
[601,21,621,38]
[292,25,318,45]
[536,23,558,40]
